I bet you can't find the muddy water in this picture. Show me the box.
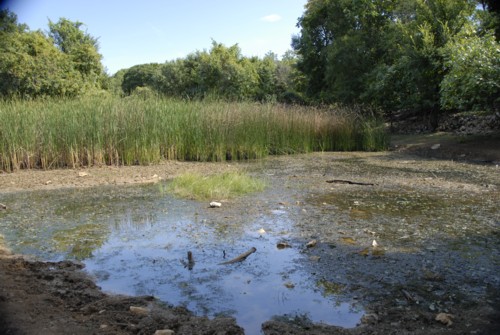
[0,181,362,334]
[1,152,499,334]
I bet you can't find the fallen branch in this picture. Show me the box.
[219,247,256,265]
[326,179,375,186]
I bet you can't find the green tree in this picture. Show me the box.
[48,18,104,88]
[121,63,164,95]
[292,0,395,104]
[0,29,83,97]
[440,25,500,111]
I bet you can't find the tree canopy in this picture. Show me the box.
[292,0,500,118]
[0,10,105,98]
[1,3,498,117]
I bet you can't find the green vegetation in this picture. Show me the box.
[167,172,266,200]
[0,97,388,171]
[292,0,500,119]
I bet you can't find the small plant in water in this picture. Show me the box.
[167,171,266,201]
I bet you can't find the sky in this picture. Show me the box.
[2,0,308,74]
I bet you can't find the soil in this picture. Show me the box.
[1,132,499,335]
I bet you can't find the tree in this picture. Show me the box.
[440,25,500,111]
[48,18,104,87]
[121,63,164,95]
[0,29,83,97]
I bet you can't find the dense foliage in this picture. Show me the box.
[116,41,303,103]
[0,10,106,98]
[1,1,498,120]
[292,0,500,120]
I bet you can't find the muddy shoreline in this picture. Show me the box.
[1,134,499,334]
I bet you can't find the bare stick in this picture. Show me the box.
[219,247,256,265]
[326,179,375,186]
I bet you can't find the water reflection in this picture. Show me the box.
[0,183,362,334]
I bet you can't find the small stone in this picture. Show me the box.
[435,312,453,326]
[309,255,321,262]
[277,242,291,249]
[78,171,89,177]
[154,330,175,335]
[361,313,379,324]
[258,228,266,234]
[129,306,149,316]
[45,180,52,185]
[284,282,295,289]
[209,201,222,208]
[431,144,441,150]
[306,239,317,248]
[0,203,6,210]
[372,240,379,248]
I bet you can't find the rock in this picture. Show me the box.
[258,228,266,234]
[209,201,222,208]
[154,330,175,335]
[431,144,441,150]
[435,312,454,326]
[277,241,291,249]
[78,171,89,177]
[309,255,321,262]
[361,313,379,324]
[0,203,6,210]
[306,239,317,248]
[284,282,295,289]
[129,306,149,316]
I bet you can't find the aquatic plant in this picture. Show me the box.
[167,171,266,200]
[0,96,389,171]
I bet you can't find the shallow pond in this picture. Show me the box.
[0,183,362,334]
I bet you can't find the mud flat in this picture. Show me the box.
[1,135,499,334]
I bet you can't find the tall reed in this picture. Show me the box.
[0,96,388,171]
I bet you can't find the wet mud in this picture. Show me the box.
[1,141,499,334]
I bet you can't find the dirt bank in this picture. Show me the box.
[0,133,499,334]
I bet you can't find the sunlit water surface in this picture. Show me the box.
[0,184,362,334]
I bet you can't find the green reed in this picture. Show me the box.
[0,96,388,171]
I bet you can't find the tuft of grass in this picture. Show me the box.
[167,171,266,201]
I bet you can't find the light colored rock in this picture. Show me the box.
[154,330,175,335]
[129,306,149,316]
[306,239,317,248]
[78,171,89,177]
[209,201,222,208]
[431,144,441,150]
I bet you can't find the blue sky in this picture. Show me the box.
[3,0,307,74]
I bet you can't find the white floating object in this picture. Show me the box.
[209,201,222,208]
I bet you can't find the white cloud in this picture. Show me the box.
[261,14,282,23]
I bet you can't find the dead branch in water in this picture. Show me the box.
[219,247,256,265]
[326,179,375,186]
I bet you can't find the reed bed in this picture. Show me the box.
[0,96,388,171]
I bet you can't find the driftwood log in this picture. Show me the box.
[219,247,256,265]
[326,179,375,186]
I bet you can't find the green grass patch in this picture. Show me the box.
[167,172,266,201]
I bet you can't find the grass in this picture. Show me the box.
[0,96,389,171]
[167,172,266,201]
